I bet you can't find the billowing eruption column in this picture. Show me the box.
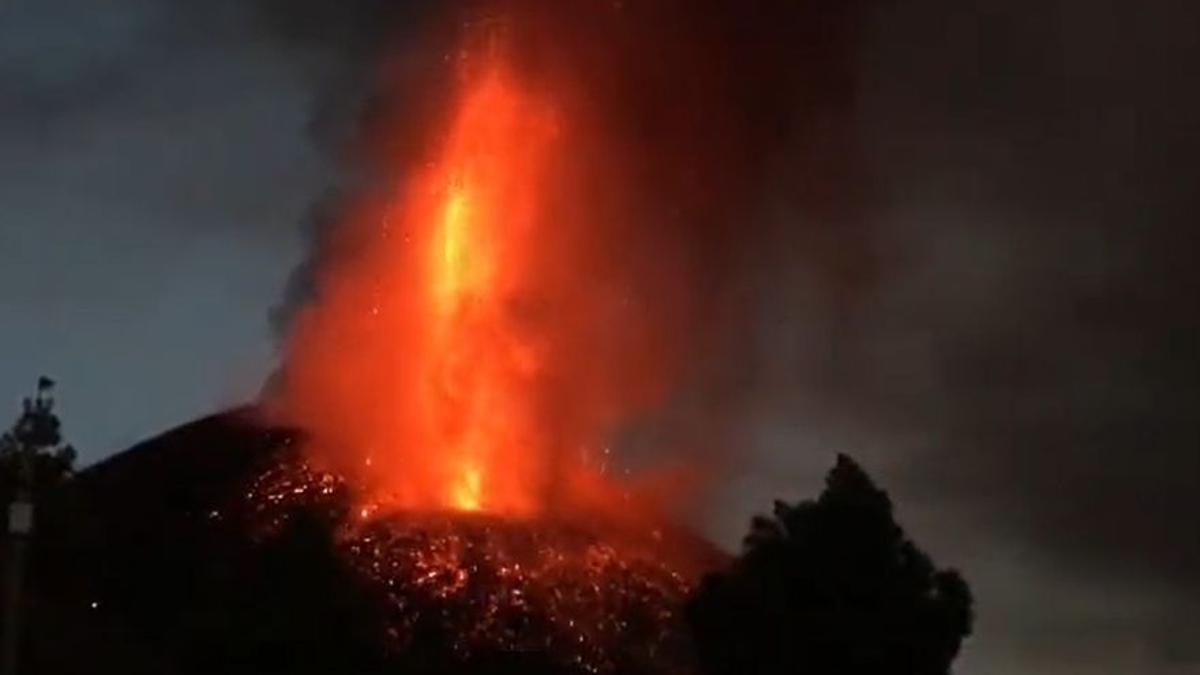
[259,22,728,670]
[270,0,871,521]
[257,2,872,669]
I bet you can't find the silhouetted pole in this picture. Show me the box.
[1,377,66,675]
[1,452,32,675]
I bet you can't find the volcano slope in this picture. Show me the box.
[18,409,721,675]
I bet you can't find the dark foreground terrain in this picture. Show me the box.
[11,410,709,675]
[7,408,973,675]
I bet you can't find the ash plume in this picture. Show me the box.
[261,0,879,331]
[5,0,1198,671]
[260,1,882,498]
[247,6,1200,670]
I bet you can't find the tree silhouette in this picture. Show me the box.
[686,454,972,675]
[0,377,77,505]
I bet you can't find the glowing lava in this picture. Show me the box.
[451,461,483,511]
[417,62,558,516]
[274,38,582,518]
[272,4,702,531]
[241,454,718,674]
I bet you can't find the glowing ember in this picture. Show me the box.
[242,455,714,674]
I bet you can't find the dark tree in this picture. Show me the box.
[0,377,77,505]
[686,454,973,675]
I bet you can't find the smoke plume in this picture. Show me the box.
[264,0,880,517]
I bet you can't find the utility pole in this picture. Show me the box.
[1,378,72,675]
[1,457,32,675]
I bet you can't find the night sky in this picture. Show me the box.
[2,1,1197,673]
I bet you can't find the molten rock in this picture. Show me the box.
[244,453,718,674]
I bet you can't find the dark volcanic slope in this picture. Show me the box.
[23,409,390,675]
[15,410,714,675]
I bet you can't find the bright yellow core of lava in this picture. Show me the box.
[419,64,556,516]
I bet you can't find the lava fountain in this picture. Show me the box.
[277,36,608,518]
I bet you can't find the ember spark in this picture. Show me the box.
[244,456,706,674]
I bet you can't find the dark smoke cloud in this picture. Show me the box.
[719,1,1200,672]
[867,0,1200,586]
[259,0,881,338]
[888,4,1199,668]
[233,0,447,335]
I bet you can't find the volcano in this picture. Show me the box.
[22,408,723,675]
[15,13,747,675]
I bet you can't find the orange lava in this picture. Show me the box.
[272,28,671,519]
[416,57,560,516]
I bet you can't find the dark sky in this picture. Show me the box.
[2,1,1197,673]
